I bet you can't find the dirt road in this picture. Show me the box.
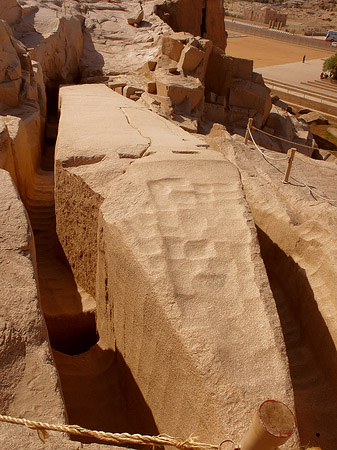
[226,32,333,68]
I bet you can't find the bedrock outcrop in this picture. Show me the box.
[0,168,64,447]
[55,83,298,447]
[154,0,226,50]
[0,166,135,450]
[208,126,337,449]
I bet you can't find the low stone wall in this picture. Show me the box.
[225,20,335,52]
[55,84,298,447]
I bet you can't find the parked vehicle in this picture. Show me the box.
[325,30,337,42]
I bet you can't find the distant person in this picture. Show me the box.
[320,72,325,79]
[302,55,306,63]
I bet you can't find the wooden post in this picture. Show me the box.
[244,118,254,145]
[240,400,296,450]
[282,148,296,183]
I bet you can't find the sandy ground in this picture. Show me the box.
[258,58,329,84]
[226,31,333,68]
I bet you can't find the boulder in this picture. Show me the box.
[265,105,315,156]
[229,79,272,127]
[299,111,329,125]
[177,43,205,73]
[127,3,144,27]
[161,34,184,62]
[172,112,198,132]
[266,105,294,140]
[138,91,173,118]
[156,77,204,113]
[274,99,289,110]
[327,127,337,139]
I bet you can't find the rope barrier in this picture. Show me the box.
[247,128,337,207]
[248,128,289,161]
[251,125,337,155]
[251,126,316,150]
[0,414,237,450]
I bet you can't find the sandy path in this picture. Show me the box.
[226,32,333,68]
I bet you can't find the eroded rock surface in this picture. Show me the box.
[55,84,298,447]
[208,126,337,449]
[0,1,335,448]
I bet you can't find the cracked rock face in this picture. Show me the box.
[55,84,298,448]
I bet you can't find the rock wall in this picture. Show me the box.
[0,1,83,205]
[0,174,127,447]
[154,0,226,50]
[0,0,21,26]
[28,16,83,86]
[55,84,298,447]
[208,128,337,449]
[0,168,66,446]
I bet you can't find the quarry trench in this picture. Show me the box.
[23,85,336,450]
[25,86,160,442]
[257,227,337,450]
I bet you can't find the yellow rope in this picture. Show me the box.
[0,414,222,450]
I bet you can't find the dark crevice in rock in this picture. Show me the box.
[27,85,160,439]
[256,226,337,449]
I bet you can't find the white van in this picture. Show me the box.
[325,30,337,42]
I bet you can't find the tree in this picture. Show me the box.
[323,54,337,79]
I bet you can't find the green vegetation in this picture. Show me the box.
[326,128,337,144]
[323,54,337,79]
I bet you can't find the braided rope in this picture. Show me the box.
[0,414,221,450]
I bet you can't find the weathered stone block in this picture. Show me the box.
[229,79,271,127]
[178,44,204,73]
[299,111,329,125]
[205,46,253,96]
[252,71,265,85]
[204,102,225,124]
[156,81,204,111]
[124,85,144,98]
[127,4,144,26]
[161,35,184,62]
